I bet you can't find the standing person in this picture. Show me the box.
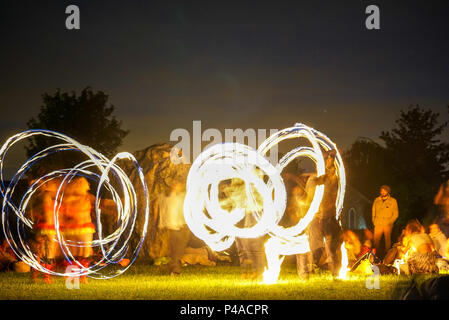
[372,185,399,255]
[307,149,342,278]
[158,180,189,275]
[235,234,266,280]
[221,178,266,280]
[29,178,62,283]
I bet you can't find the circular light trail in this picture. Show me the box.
[0,130,149,279]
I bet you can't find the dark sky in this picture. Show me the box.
[0,1,448,177]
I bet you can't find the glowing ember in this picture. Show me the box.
[338,242,350,280]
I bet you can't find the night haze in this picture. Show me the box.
[0,0,448,178]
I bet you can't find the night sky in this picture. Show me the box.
[1,1,448,177]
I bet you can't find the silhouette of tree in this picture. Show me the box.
[345,105,449,226]
[380,105,449,224]
[25,87,129,176]
[343,137,389,200]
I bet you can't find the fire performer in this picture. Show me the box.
[29,178,62,283]
[306,149,342,278]
[60,176,95,283]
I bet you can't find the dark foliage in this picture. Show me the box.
[25,87,129,176]
[344,105,449,226]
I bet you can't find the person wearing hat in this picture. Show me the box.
[372,185,399,254]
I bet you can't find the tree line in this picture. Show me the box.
[25,87,449,227]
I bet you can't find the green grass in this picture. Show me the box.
[0,264,429,300]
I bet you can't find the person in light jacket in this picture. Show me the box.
[372,185,399,253]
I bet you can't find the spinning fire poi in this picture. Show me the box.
[0,130,149,280]
[183,123,346,283]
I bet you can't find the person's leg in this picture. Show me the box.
[168,227,190,274]
[32,236,44,282]
[373,225,383,252]
[308,218,324,268]
[296,254,309,279]
[324,219,342,277]
[236,238,251,276]
[250,237,266,278]
[235,238,245,267]
[78,233,93,283]
[384,225,392,252]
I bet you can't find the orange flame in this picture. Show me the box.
[338,242,349,280]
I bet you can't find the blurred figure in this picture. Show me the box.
[403,220,439,274]
[60,177,95,283]
[372,185,398,254]
[235,236,266,280]
[429,223,447,258]
[29,178,62,283]
[307,149,342,277]
[235,189,266,280]
[158,180,189,275]
[434,180,449,237]
[220,177,266,280]
[358,229,374,258]
[286,184,313,279]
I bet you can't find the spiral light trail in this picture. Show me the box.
[0,130,149,279]
[183,123,345,283]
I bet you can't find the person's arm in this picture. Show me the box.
[314,171,331,185]
[372,199,376,224]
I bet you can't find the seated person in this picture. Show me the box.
[403,220,439,274]
[429,223,447,258]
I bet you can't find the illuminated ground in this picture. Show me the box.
[0,264,432,300]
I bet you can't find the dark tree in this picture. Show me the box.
[343,137,390,200]
[380,105,449,224]
[344,105,449,227]
[26,87,129,174]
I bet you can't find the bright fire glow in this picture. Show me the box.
[184,123,346,283]
[262,238,285,284]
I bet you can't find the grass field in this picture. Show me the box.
[0,263,430,300]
